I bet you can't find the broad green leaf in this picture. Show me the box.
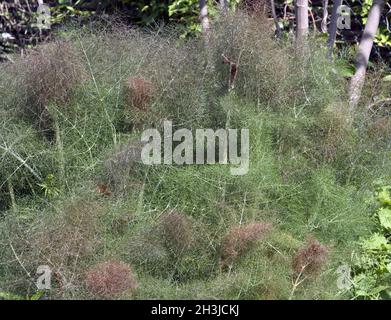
[362,233,390,251]
[0,291,24,300]
[353,273,377,297]
[334,60,355,77]
[29,291,44,300]
[377,187,391,206]
[382,75,391,82]
[379,207,391,230]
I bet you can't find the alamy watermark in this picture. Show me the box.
[36,265,51,290]
[337,5,352,30]
[336,264,353,290]
[140,121,250,175]
[35,3,51,30]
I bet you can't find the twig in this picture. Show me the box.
[222,54,238,91]
[289,264,308,300]
[0,144,42,181]
[9,241,37,289]
[367,98,391,113]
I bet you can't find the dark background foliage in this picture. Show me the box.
[1,1,390,62]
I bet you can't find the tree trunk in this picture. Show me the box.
[295,0,309,43]
[321,0,329,33]
[348,0,385,111]
[327,0,342,58]
[199,0,211,36]
[270,0,282,38]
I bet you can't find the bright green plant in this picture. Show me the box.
[353,0,391,47]
[351,186,391,299]
[168,0,241,37]
[0,290,43,300]
[50,0,92,25]
[37,174,60,198]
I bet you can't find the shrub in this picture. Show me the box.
[159,211,194,254]
[121,230,172,278]
[350,186,391,300]
[315,104,354,163]
[18,41,87,136]
[123,77,156,128]
[220,221,272,267]
[0,10,387,300]
[0,118,51,210]
[292,237,329,277]
[121,211,216,283]
[241,0,270,15]
[367,117,391,141]
[210,12,289,111]
[85,260,137,298]
[103,140,144,193]
[124,77,155,112]
[21,41,87,107]
[27,199,104,293]
[110,213,136,236]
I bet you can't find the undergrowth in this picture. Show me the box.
[1,12,390,300]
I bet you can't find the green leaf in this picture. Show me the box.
[0,291,24,300]
[29,291,44,300]
[362,233,391,251]
[377,187,391,206]
[379,207,391,230]
[353,273,377,297]
[382,75,391,82]
[334,60,355,77]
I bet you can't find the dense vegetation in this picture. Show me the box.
[1,1,391,60]
[0,1,391,300]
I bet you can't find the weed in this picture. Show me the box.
[85,260,137,299]
[220,222,272,268]
[292,237,329,277]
